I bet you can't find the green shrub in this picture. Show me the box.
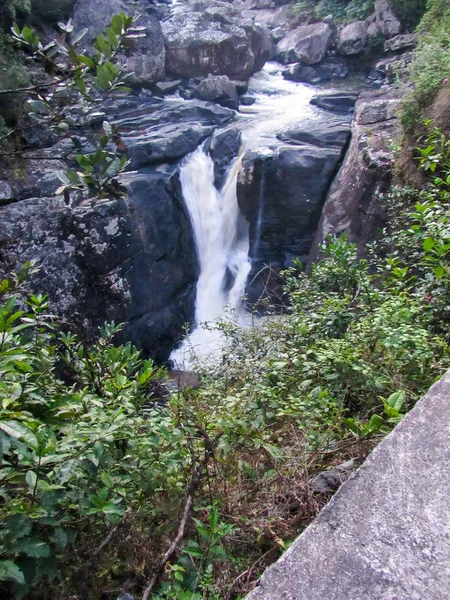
[400,0,450,132]
[31,0,73,25]
[0,0,31,31]
[293,0,375,22]
[0,35,29,125]
[390,0,427,30]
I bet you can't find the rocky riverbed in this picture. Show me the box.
[0,0,415,361]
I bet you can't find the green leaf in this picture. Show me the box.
[25,471,37,490]
[423,237,435,252]
[368,414,384,431]
[0,560,25,584]
[5,514,32,539]
[0,421,38,448]
[100,472,115,488]
[75,77,87,95]
[434,265,446,279]
[10,539,51,559]
[111,14,124,35]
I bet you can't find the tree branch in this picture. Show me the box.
[141,435,220,600]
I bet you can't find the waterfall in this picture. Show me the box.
[170,145,251,368]
[253,162,266,260]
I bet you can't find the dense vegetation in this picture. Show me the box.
[1,0,450,599]
[401,0,450,133]
[2,125,450,597]
[294,0,426,26]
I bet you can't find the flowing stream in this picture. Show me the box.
[169,147,251,368]
[170,63,347,368]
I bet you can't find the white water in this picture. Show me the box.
[170,63,348,369]
[170,147,251,368]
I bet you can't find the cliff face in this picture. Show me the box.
[309,88,401,261]
[0,0,409,358]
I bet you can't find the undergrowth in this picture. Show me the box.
[401,0,450,133]
[1,125,450,599]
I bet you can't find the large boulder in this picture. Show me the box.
[337,21,368,55]
[310,88,401,262]
[384,33,418,53]
[108,97,235,169]
[237,121,350,304]
[162,11,271,80]
[0,168,199,363]
[72,0,166,85]
[367,0,401,39]
[209,127,242,190]
[275,23,334,65]
[193,75,239,110]
[283,57,349,84]
[311,93,359,113]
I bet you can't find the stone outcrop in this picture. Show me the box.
[111,98,234,169]
[247,370,450,599]
[310,88,401,261]
[209,127,242,190]
[275,23,333,65]
[72,0,166,85]
[310,93,359,113]
[337,21,368,55]
[367,0,401,39]
[237,119,351,304]
[283,57,349,84]
[384,33,418,53]
[162,9,271,80]
[0,168,198,363]
[0,95,237,361]
[192,75,239,110]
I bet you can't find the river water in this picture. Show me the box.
[169,63,346,368]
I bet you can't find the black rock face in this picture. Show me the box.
[310,93,359,113]
[237,120,351,306]
[0,166,199,363]
[283,58,350,84]
[209,127,242,190]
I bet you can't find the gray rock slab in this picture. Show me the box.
[246,371,450,600]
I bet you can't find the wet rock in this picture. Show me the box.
[238,135,348,304]
[373,0,401,38]
[209,127,242,190]
[72,0,165,85]
[0,167,199,363]
[271,27,285,44]
[310,88,401,261]
[310,93,359,113]
[240,95,256,106]
[277,121,351,149]
[192,75,239,111]
[275,23,334,65]
[384,33,418,53]
[283,57,349,84]
[337,21,368,55]
[162,10,271,80]
[153,80,182,96]
[109,98,234,169]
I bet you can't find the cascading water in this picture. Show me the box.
[170,146,251,368]
[252,162,266,260]
[170,63,346,368]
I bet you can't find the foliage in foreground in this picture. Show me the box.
[401,0,450,133]
[1,13,139,199]
[1,127,450,599]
